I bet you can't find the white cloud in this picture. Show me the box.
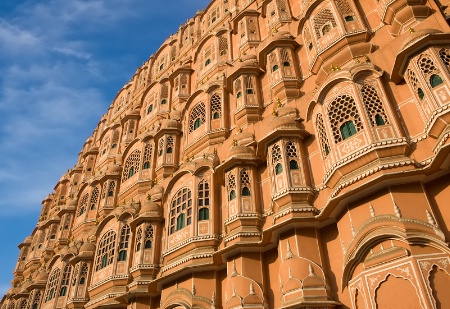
[53,47,93,60]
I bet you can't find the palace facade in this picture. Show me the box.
[3,0,450,308]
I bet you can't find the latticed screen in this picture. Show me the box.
[361,84,389,126]
[135,227,142,251]
[44,268,60,302]
[439,48,450,71]
[77,193,89,217]
[95,230,116,271]
[90,187,99,210]
[316,113,331,156]
[122,150,141,182]
[145,225,154,248]
[169,188,192,234]
[143,143,152,168]
[189,102,206,132]
[335,0,355,20]
[313,8,337,38]
[272,144,282,164]
[210,93,222,119]
[240,168,251,195]
[328,94,363,143]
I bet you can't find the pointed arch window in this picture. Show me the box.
[44,268,60,302]
[95,230,116,271]
[122,150,141,182]
[340,121,357,139]
[145,225,154,249]
[189,102,206,132]
[147,105,153,114]
[118,225,130,261]
[275,163,283,175]
[418,88,425,100]
[169,188,192,234]
[210,93,222,119]
[289,160,299,169]
[430,74,443,87]
[229,190,236,200]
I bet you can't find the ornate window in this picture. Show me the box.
[407,69,425,101]
[143,143,152,169]
[245,75,255,95]
[32,291,41,309]
[161,84,169,104]
[285,141,299,170]
[158,138,164,156]
[240,169,251,196]
[90,187,99,210]
[272,144,283,175]
[45,268,60,302]
[169,188,192,234]
[77,193,89,217]
[95,230,116,271]
[79,263,88,285]
[198,180,210,220]
[235,78,242,99]
[147,105,153,114]
[316,114,330,156]
[145,225,154,248]
[304,26,313,51]
[313,8,337,38]
[19,300,27,309]
[189,102,206,132]
[122,150,141,182]
[219,34,228,56]
[361,84,389,127]
[108,181,116,197]
[135,227,142,251]
[59,265,72,297]
[328,94,363,143]
[228,174,236,200]
[439,48,450,72]
[211,93,222,119]
[166,136,174,154]
[118,225,130,261]
[335,0,356,22]
[280,48,291,67]
[418,55,444,88]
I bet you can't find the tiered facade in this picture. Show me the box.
[3,0,450,308]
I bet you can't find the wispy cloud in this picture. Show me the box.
[53,47,93,60]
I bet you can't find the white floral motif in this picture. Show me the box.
[170,229,189,245]
[341,138,362,154]
[244,201,250,211]
[396,266,412,278]
[438,90,448,101]
[369,275,380,288]
[380,129,388,139]
[438,259,448,268]
[420,261,430,270]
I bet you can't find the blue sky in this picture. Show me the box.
[0,0,210,296]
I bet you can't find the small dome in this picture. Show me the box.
[149,185,164,201]
[141,197,160,213]
[66,197,77,207]
[35,268,48,282]
[24,236,33,243]
[228,145,255,158]
[161,118,179,129]
[399,28,442,51]
[106,163,122,174]
[269,106,299,131]
[79,240,95,253]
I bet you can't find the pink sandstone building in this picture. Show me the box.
[3,0,450,308]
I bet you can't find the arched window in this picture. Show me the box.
[361,84,389,127]
[128,166,135,178]
[375,114,385,126]
[321,24,331,35]
[283,61,290,67]
[147,105,153,114]
[122,150,141,182]
[118,224,130,261]
[189,102,206,133]
[242,187,251,196]
[418,88,425,100]
[340,121,357,139]
[430,74,443,87]
[145,225,154,249]
[95,230,116,271]
[229,190,236,200]
[143,161,150,169]
[309,42,313,50]
[135,227,142,251]
[289,160,299,170]
[210,93,222,119]
[108,181,115,197]
[111,143,117,149]
[328,95,362,143]
[199,208,209,220]
[169,188,192,234]
[79,263,88,285]
[246,89,254,94]
[236,91,242,98]
[77,193,89,217]
[205,59,211,66]
[45,268,60,302]
[275,163,283,175]
[90,187,99,210]
[143,143,152,169]
[344,15,354,21]
[272,65,279,72]
[161,99,167,105]
[59,264,72,297]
